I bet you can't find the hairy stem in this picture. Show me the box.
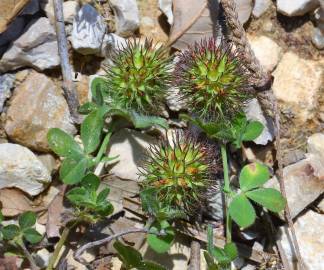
[93,131,113,164]
[221,143,232,243]
[18,239,39,270]
[46,222,78,270]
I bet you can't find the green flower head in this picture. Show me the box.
[174,38,251,120]
[140,132,215,214]
[104,38,172,114]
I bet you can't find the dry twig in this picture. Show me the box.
[53,0,81,124]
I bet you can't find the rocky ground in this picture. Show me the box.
[0,0,323,269]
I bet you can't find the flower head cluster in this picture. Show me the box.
[174,38,250,120]
[104,39,172,114]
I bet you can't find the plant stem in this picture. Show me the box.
[93,131,113,164]
[46,222,78,270]
[221,143,232,243]
[18,239,39,270]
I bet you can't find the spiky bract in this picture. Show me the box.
[104,39,171,114]
[174,38,250,120]
[140,132,212,214]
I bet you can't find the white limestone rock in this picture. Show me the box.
[234,0,253,24]
[110,0,140,37]
[0,73,15,112]
[277,0,319,16]
[253,0,271,17]
[71,4,106,55]
[0,17,60,72]
[0,143,51,196]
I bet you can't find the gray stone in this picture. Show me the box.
[312,27,324,49]
[106,129,157,181]
[244,98,274,145]
[0,17,60,73]
[0,17,27,47]
[0,143,51,196]
[71,4,106,55]
[166,87,187,112]
[0,73,15,112]
[234,0,253,24]
[4,71,76,152]
[99,33,127,57]
[159,0,173,25]
[110,0,140,37]
[278,210,324,270]
[265,157,324,219]
[252,0,271,17]
[307,132,324,176]
[21,0,39,15]
[277,0,319,16]
[41,0,79,24]
[37,154,57,174]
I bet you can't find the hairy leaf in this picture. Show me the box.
[147,221,174,253]
[239,163,270,192]
[78,102,98,114]
[81,109,104,154]
[47,128,83,159]
[114,241,142,269]
[60,158,88,185]
[140,188,159,215]
[242,121,264,141]
[2,225,20,240]
[18,211,36,230]
[81,173,100,191]
[246,188,286,213]
[229,194,256,228]
[23,228,42,244]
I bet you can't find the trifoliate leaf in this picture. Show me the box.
[81,173,100,191]
[229,194,256,229]
[19,211,36,230]
[239,163,270,192]
[60,158,88,185]
[2,224,20,240]
[23,228,42,244]
[246,188,286,213]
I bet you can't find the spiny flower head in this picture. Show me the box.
[104,39,172,114]
[174,38,250,120]
[140,132,214,214]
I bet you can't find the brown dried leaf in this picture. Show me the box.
[168,0,221,50]
[0,188,44,217]
[46,185,66,238]
[0,256,18,270]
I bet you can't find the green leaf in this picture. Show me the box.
[23,228,42,244]
[204,251,219,270]
[229,194,256,228]
[66,187,87,205]
[0,211,3,223]
[96,188,110,203]
[2,224,20,240]
[47,128,83,159]
[78,102,98,114]
[138,261,167,270]
[211,246,230,264]
[95,202,114,216]
[207,225,214,255]
[147,221,174,253]
[81,109,104,154]
[81,173,100,191]
[61,158,88,185]
[239,163,270,192]
[140,188,159,215]
[113,241,142,268]
[90,77,106,106]
[19,211,36,230]
[224,242,238,261]
[246,188,286,213]
[242,121,264,141]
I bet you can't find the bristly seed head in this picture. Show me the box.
[139,132,215,214]
[103,38,172,114]
[174,38,251,120]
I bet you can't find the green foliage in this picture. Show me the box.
[140,133,210,214]
[204,225,238,270]
[181,112,263,147]
[66,173,114,222]
[174,38,250,120]
[0,211,42,244]
[103,39,172,114]
[114,241,166,270]
[229,163,286,228]
[147,220,174,253]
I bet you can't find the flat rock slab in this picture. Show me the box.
[277,0,319,16]
[5,71,76,152]
[0,143,51,196]
[278,210,324,270]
